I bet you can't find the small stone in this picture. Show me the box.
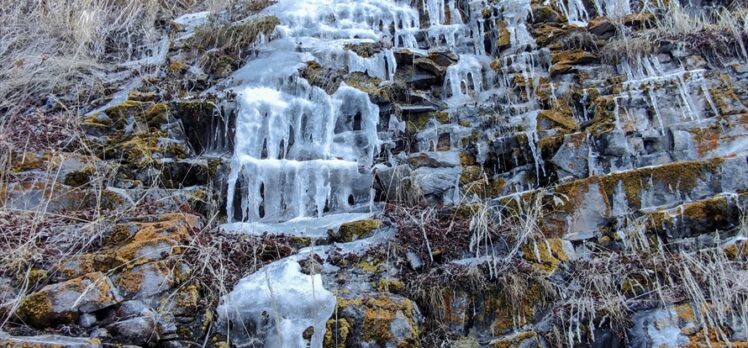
[116,300,151,319]
[303,326,315,340]
[406,250,423,270]
[80,313,97,328]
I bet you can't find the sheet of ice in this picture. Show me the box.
[85,78,142,116]
[173,11,211,39]
[119,34,170,68]
[218,259,336,348]
[222,212,373,237]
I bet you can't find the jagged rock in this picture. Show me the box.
[412,167,461,204]
[15,272,121,328]
[588,18,616,38]
[116,300,151,319]
[330,294,422,348]
[550,50,598,76]
[622,12,655,29]
[1,183,132,213]
[531,5,562,23]
[551,133,590,179]
[413,50,458,79]
[0,334,102,348]
[111,261,177,300]
[162,285,200,317]
[173,100,232,154]
[79,313,97,328]
[489,331,542,347]
[158,158,212,189]
[374,164,414,202]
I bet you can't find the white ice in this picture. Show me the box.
[218,259,336,348]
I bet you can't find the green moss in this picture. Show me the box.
[491,331,539,348]
[522,239,569,273]
[599,158,722,210]
[208,159,222,177]
[144,103,170,127]
[165,142,188,160]
[405,111,443,132]
[19,268,49,286]
[15,292,56,328]
[376,278,405,293]
[105,100,146,123]
[361,296,419,346]
[107,135,160,167]
[291,236,313,248]
[343,42,380,58]
[11,152,49,172]
[357,259,384,273]
[332,219,382,243]
[461,167,506,198]
[324,318,351,348]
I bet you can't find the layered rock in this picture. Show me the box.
[2,0,747,347]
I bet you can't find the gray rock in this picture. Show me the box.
[374,164,413,202]
[111,262,174,300]
[15,272,121,328]
[599,130,629,157]
[407,151,460,168]
[79,313,97,328]
[551,134,590,178]
[107,316,159,346]
[116,300,151,319]
[412,166,461,203]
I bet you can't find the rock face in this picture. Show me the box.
[2,0,748,347]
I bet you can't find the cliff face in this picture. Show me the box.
[1,0,747,347]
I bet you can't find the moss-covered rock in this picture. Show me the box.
[329,219,382,243]
[15,272,120,328]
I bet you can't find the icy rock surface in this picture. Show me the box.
[223,0,431,234]
[219,1,424,346]
[218,259,335,348]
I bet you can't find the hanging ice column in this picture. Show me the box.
[226,80,380,226]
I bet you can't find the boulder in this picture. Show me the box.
[15,272,121,328]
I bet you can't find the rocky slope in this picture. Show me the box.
[1,0,747,347]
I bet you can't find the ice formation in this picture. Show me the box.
[223,0,425,232]
[217,259,336,348]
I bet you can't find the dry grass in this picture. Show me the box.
[0,0,278,116]
[0,0,182,115]
[598,35,657,65]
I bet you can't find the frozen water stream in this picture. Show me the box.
[217,0,550,346]
[218,1,452,347]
